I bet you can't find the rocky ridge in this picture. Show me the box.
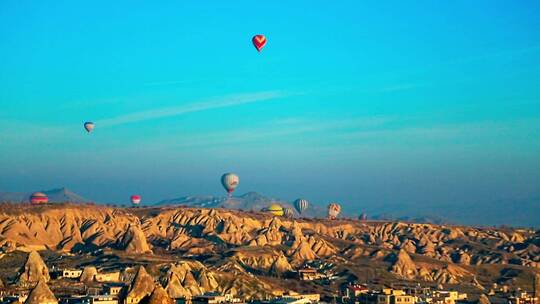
[0,204,538,297]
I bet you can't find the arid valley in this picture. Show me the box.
[0,203,538,303]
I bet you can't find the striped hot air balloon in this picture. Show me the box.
[221,173,239,196]
[294,198,309,214]
[283,207,294,218]
[84,122,95,133]
[30,192,48,205]
[130,195,141,205]
[263,204,284,217]
[327,202,341,220]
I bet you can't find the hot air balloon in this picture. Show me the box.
[359,213,367,221]
[252,34,267,52]
[327,203,341,220]
[30,192,48,205]
[131,195,141,205]
[263,204,284,217]
[84,122,95,133]
[221,173,239,196]
[283,207,294,218]
[294,198,309,214]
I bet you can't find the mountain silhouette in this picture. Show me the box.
[0,187,93,203]
[157,191,327,217]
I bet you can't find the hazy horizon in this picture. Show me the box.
[1,2,539,224]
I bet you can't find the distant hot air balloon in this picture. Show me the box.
[294,198,309,214]
[283,207,294,218]
[84,122,95,133]
[30,192,48,205]
[359,213,368,221]
[131,195,141,205]
[263,204,284,217]
[252,34,267,52]
[327,203,341,220]
[221,173,239,196]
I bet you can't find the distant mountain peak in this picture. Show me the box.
[47,187,69,194]
[0,187,93,204]
[156,192,328,218]
[239,192,268,199]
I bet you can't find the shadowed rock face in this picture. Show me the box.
[158,260,279,299]
[536,274,540,299]
[529,274,540,300]
[119,225,152,254]
[478,294,491,304]
[126,266,156,303]
[270,253,294,275]
[79,266,98,283]
[25,280,57,304]
[17,251,50,286]
[390,249,417,279]
[165,274,190,299]
[288,240,318,262]
[0,204,538,296]
[140,285,174,304]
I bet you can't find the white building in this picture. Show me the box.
[62,269,83,279]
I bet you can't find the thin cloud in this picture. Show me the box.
[0,119,76,145]
[338,118,540,142]
[143,79,197,87]
[375,83,422,92]
[99,91,288,127]
[165,116,540,149]
[169,116,396,148]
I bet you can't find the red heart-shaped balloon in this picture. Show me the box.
[252,34,267,52]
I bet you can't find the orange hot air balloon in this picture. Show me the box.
[252,35,267,52]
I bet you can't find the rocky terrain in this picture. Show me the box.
[0,203,538,299]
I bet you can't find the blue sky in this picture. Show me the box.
[1,1,539,214]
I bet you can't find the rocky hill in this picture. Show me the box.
[157,191,286,211]
[25,280,57,304]
[157,192,327,218]
[0,203,538,298]
[17,251,50,286]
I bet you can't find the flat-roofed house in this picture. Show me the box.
[95,272,121,283]
[103,283,127,296]
[62,269,83,279]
